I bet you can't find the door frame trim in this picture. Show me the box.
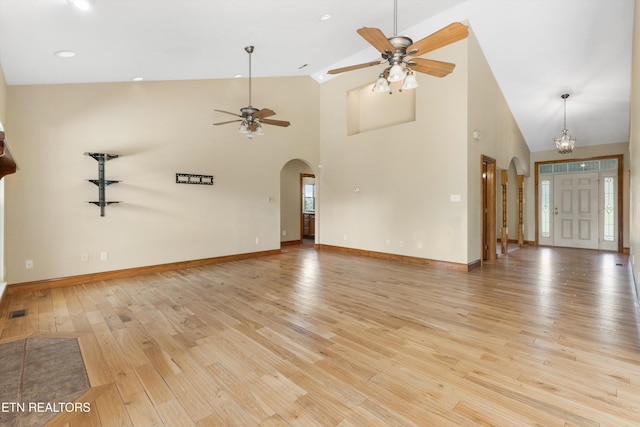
[481,155,497,263]
[534,154,623,252]
[299,173,315,240]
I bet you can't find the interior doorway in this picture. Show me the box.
[280,160,315,247]
[481,155,497,262]
[300,173,315,243]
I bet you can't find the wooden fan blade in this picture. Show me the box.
[328,60,383,75]
[357,27,395,55]
[410,58,456,78]
[214,109,242,117]
[406,22,468,56]
[213,119,242,125]
[254,108,276,119]
[261,118,291,127]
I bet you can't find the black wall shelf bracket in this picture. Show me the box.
[85,152,121,217]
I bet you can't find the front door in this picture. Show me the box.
[553,172,599,249]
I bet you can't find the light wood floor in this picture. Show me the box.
[1,245,640,426]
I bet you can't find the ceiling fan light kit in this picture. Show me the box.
[213,46,291,139]
[328,0,468,94]
[401,70,419,90]
[553,93,576,154]
[372,74,391,93]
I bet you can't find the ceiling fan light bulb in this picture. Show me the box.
[255,124,264,136]
[239,123,249,134]
[387,63,405,82]
[372,76,390,93]
[401,71,418,90]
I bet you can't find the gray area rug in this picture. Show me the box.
[0,338,90,427]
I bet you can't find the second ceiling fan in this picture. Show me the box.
[213,46,291,138]
[328,0,468,93]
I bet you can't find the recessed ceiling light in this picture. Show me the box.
[234,74,243,78]
[132,77,144,82]
[54,50,76,58]
[320,13,333,21]
[68,0,95,11]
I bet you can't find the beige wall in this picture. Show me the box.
[630,0,640,296]
[467,28,530,262]
[318,27,529,265]
[5,76,319,284]
[318,38,469,264]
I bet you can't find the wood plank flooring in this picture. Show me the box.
[1,245,639,426]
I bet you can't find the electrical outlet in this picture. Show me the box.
[282,230,287,236]
[25,260,34,269]
[255,237,260,244]
[100,252,108,261]
[343,234,348,241]
[417,242,423,249]
[399,241,404,247]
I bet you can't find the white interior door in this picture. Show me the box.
[553,172,599,249]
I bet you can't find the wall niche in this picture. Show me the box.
[346,83,416,136]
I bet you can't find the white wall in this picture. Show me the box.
[5,76,319,284]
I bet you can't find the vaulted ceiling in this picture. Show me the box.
[0,0,634,152]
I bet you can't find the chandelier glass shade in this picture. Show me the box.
[553,93,576,154]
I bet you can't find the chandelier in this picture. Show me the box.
[553,93,576,154]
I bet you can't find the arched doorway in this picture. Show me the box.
[498,157,526,255]
[280,159,316,247]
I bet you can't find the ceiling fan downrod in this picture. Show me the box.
[393,0,398,36]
